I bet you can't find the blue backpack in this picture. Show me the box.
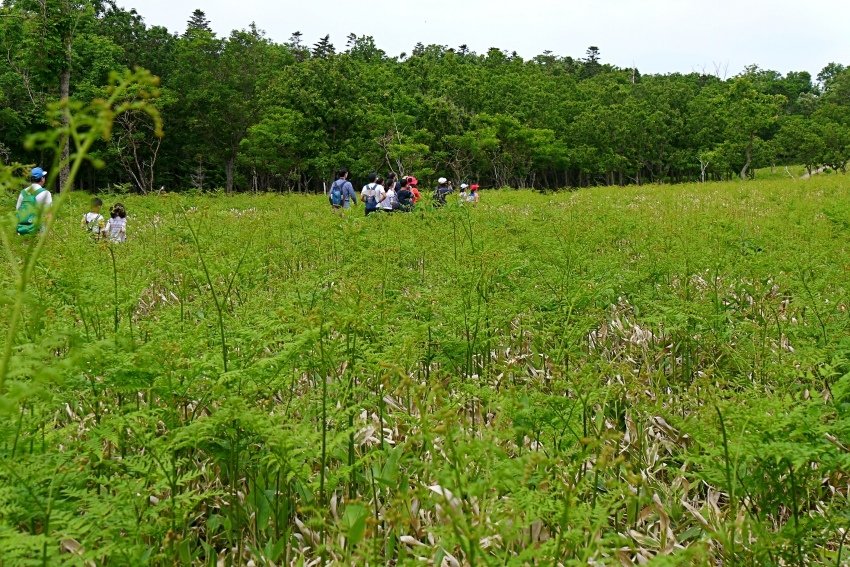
[364,184,379,210]
[330,180,344,207]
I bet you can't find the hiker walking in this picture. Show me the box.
[360,173,386,216]
[397,177,414,211]
[328,169,357,210]
[105,203,128,242]
[407,176,422,204]
[82,197,107,237]
[433,177,452,207]
[15,167,53,235]
[380,175,399,212]
[386,172,400,192]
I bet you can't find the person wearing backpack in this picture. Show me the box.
[15,167,53,235]
[360,173,386,216]
[433,177,452,207]
[328,169,357,211]
[81,197,106,238]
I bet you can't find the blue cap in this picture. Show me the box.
[30,167,47,181]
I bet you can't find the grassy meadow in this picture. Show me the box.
[2,177,850,565]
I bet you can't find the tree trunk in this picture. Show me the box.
[225,157,235,193]
[59,66,70,191]
[740,138,753,180]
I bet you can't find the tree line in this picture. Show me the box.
[1,1,849,193]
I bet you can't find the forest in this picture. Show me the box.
[1,1,849,194]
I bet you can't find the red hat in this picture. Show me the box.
[470,184,480,191]
[407,176,418,186]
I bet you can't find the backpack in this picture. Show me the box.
[83,212,103,234]
[330,180,344,207]
[433,187,447,206]
[365,184,379,210]
[16,187,45,235]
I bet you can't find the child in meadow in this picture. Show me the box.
[104,203,127,242]
[81,197,106,237]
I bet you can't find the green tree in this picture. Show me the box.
[312,34,335,59]
[719,78,785,179]
[2,0,104,188]
[774,116,826,175]
[185,8,211,35]
[817,62,846,91]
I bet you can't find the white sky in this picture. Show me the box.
[121,0,849,76]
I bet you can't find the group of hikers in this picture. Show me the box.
[13,165,482,238]
[328,170,480,214]
[14,166,128,242]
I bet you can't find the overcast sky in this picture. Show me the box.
[120,0,848,77]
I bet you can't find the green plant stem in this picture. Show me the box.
[108,244,120,333]
[715,405,736,558]
[184,211,229,373]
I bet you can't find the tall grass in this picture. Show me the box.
[1,177,849,564]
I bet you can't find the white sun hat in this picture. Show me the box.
[438,177,447,184]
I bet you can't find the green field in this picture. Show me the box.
[2,178,850,565]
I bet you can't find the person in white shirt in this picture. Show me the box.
[360,173,386,216]
[105,203,127,242]
[15,167,53,235]
[467,184,481,205]
[81,197,106,237]
[380,176,398,212]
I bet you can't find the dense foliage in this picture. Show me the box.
[1,2,850,192]
[1,177,850,564]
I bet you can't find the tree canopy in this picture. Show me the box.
[1,2,848,192]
